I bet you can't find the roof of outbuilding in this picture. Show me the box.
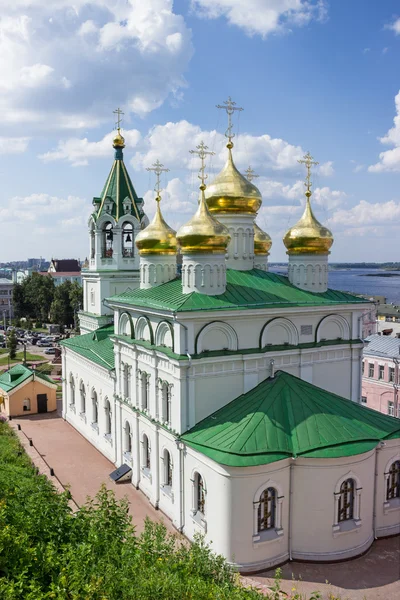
[50,259,81,273]
[181,370,400,467]
[364,334,400,358]
[109,269,370,313]
[60,325,115,371]
[0,364,57,393]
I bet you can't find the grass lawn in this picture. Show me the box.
[0,352,45,366]
[0,349,8,355]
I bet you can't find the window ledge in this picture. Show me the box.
[104,433,113,445]
[332,519,361,537]
[91,422,99,433]
[252,528,284,547]
[123,451,132,464]
[190,510,207,531]
[141,467,152,483]
[79,412,86,423]
[69,404,75,413]
[384,498,400,514]
[160,485,174,502]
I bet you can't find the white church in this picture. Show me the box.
[61,106,400,572]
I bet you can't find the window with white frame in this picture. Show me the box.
[257,487,276,532]
[91,389,98,426]
[333,474,362,532]
[368,363,374,378]
[123,363,130,398]
[142,434,150,471]
[378,365,384,380]
[389,367,395,383]
[338,479,354,522]
[194,472,205,515]
[23,398,31,412]
[361,396,367,404]
[160,381,171,425]
[104,399,111,436]
[388,401,394,417]
[140,372,149,410]
[123,421,132,456]
[386,460,400,501]
[69,373,75,405]
[163,449,173,488]
[79,381,86,414]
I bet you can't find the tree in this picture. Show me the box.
[69,280,83,331]
[7,329,17,359]
[12,283,28,320]
[25,273,55,323]
[50,281,74,326]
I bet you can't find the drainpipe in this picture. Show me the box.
[288,457,295,561]
[393,357,399,419]
[154,424,160,509]
[176,440,185,532]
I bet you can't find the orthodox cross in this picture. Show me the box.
[189,141,215,187]
[245,166,259,183]
[113,107,124,130]
[216,96,243,144]
[298,151,319,192]
[146,160,170,200]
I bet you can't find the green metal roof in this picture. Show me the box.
[60,325,115,371]
[93,147,144,222]
[0,364,57,393]
[181,370,400,467]
[109,269,370,313]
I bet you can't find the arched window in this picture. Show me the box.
[123,363,130,398]
[90,222,95,259]
[194,472,205,515]
[142,434,150,470]
[69,373,75,405]
[104,399,111,436]
[338,479,354,522]
[163,449,172,487]
[91,389,98,425]
[79,381,86,414]
[141,372,149,410]
[257,487,276,532]
[23,398,31,412]
[124,421,132,455]
[102,222,113,258]
[161,382,171,425]
[122,222,134,258]
[387,461,400,500]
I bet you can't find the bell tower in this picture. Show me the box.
[79,109,149,333]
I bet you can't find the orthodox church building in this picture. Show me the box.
[61,106,400,572]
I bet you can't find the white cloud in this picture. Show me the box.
[318,160,334,176]
[190,0,327,38]
[327,199,400,227]
[353,164,365,173]
[0,0,193,131]
[386,17,400,35]
[0,136,30,154]
[39,129,141,166]
[369,90,400,172]
[9,193,85,216]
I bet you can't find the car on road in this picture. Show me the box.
[44,348,57,355]
[36,341,52,347]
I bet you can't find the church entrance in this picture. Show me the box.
[37,394,48,414]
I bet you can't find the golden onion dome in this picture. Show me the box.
[113,128,125,148]
[176,186,230,254]
[254,222,272,255]
[135,197,177,256]
[283,191,334,255]
[204,143,262,214]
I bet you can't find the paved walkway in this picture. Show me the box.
[11,406,176,535]
[9,407,400,599]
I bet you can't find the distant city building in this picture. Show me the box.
[0,278,14,321]
[362,335,400,418]
[40,259,82,286]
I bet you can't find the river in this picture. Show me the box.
[270,267,400,304]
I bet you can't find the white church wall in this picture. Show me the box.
[375,440,400,537]
[291,452,375,561]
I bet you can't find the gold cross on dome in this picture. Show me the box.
[189,141,215,188]
[298,151,319,192]
[216,96,243,144]
[146,160,170,200]
[113,107,124,130]
[245,166,259,183]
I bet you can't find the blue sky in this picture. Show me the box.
[1,0,400,262]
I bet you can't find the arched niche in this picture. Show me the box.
[155,321,174,350]
[195,321,238,354]
[316,314,350,342]
[260,317,299,348]
[119,312,134,338]
[135,315,154,344]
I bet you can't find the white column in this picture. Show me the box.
[287,254,329,293]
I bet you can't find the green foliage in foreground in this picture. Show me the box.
[0,421,263,600]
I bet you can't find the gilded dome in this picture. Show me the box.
[113,129,125,148]
[254,222,272,255]
[204,144,262,214]
[283,191,334,255]
[135,198,177,256]
[176,186,230,254]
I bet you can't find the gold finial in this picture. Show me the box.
[216,96,243,147]
[146,160,170,201]
[189,141,215,189]
[245,166,259,183]
[298,151,319,196]
[113,107,124,131]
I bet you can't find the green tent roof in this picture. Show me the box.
[181,371,400,467]
[0,364,57,393]
[94,147,144,222]
[60,325,115,371]
[109,268,370,313]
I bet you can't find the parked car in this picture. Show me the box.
[44,348,57,355]
[37,341,52,347]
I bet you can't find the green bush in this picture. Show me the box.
[0,421,262,600]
